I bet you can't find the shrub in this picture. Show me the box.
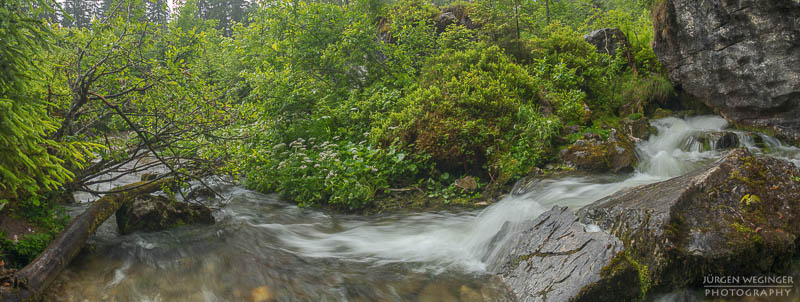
[530,59,591,123]
[528,22,624,113]
[0,195,69,268]
[245,139,419,210]
[582,8,661,73]
[1,233,53,268]
[376,42,559,182]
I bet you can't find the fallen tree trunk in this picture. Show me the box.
[0,179,174,301]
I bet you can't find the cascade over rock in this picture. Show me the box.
[496,147,800,301]
[653,0,800,143]
[579,148,800,290]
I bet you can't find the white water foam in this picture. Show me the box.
[261,115,796,272]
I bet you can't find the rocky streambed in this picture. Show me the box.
[46,116,800,301]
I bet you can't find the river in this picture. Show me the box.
[47,116,800,301]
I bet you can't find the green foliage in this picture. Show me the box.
[529,22,623,112]
[529,59,589,123]
[0,0,98,199]
[617,73,674,115]
[496,106,561,183]
[0,0,675,211]
[229,0,672,208]
[740,194,761,206]
[419,173,482,203]
[376,43,559,182]
[581,7,660,73]
[438,23,477,51]
[245,139,418,209]
[1,233,53,268]
[527,0,597,32]
[564,126,612,145]
[0,195,69,268]
[382,0,439,73]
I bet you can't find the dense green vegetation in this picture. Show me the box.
[2,0,672,265]
[238,0,670,209]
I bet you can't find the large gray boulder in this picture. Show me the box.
[653,0,800,143]
[116,194,215,235]
[491,207,643,302]
[496,149,800,300]
[579,148,800,290]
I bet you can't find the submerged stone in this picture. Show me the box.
[680,131,741,152]
[116,194,215,235]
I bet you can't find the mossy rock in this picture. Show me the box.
[578,148,800,293]
[621,118,653,142]
[116,195,215,235]
[560,129,637,173]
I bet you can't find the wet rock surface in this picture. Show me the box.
[492,207,640,302]
[653,0,800,143]
[681,131,741,152]
[560,130,637,173]
[579,148,800,290]
[697,131,739,150]
[116,194,215,235]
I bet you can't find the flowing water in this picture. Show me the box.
[48,116,800,302]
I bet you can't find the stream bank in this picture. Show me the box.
[41,116,800,301]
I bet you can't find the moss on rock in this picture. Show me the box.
[116,195,215,235]
[579,148,800,295]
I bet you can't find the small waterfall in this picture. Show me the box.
[263,116,759,271]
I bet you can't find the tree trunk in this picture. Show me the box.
[0,179,174,301]
[514,0,521,56]
[545,0,550,24]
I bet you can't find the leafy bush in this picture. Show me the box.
[376,42,559,182]
[530,59,590,123]
[618,73,674,115]
[0,195,69,268]
[529,23,620,112]
[437,23,477,51]
[245,139,419,209]
[1,233,53,268]
[493,106,562,183]
[229,0,674,208]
